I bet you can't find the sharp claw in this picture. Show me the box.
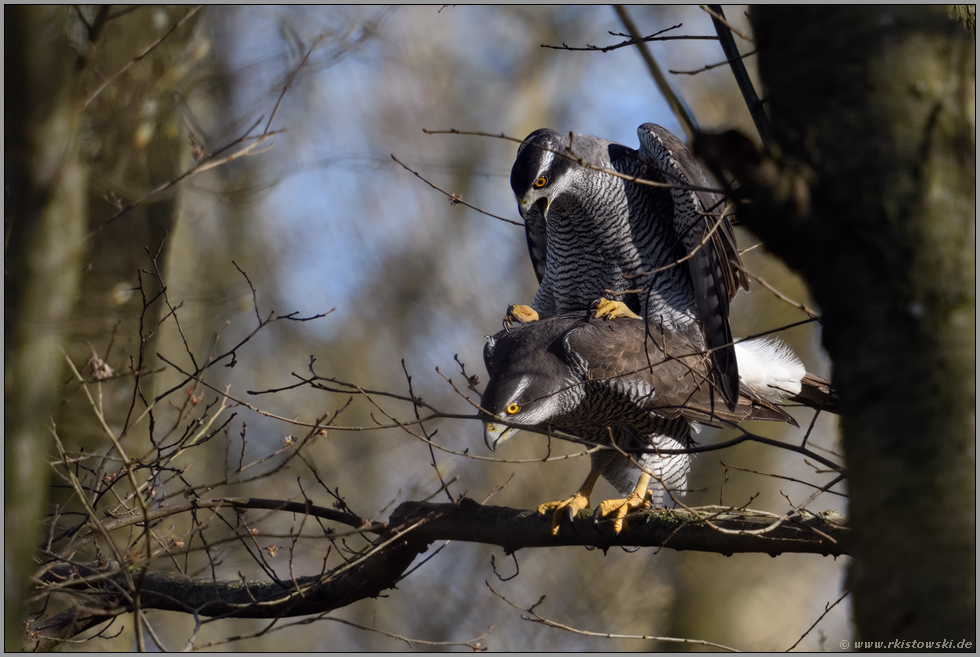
[592,297,642,321]
[565,505,582,534]
[595,493,649,535]
[539,493,590,536]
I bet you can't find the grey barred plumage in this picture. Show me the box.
[480,312,809,533]
[510,124,747,410]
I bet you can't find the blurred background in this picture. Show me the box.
[20,5,849,651]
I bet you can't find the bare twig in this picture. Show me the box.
[719,462,847,498]
[541,22,720,53]
[785,590,850,651]
[613,5,698,140]
[86,122,282,239]
[84,6,203,109]
[733,262,821,318]
[669,49,757,76]
[423,129,723,195]
[391,154,522,226]
[700,5,755,43]
[264,34,325,135]
[486,581,741,651]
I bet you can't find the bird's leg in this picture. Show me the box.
[537,467,602,536]
[503,304,540,328]
[596,471,652,534]
[592,297,641,320]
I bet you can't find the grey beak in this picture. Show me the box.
[484,421,517,452]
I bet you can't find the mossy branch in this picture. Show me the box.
[32,497,849,645]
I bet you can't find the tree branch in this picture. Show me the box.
[36,497,849,642]
[706,5,773,146]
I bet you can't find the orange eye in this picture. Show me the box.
[506,403,521,415]
[534,176,547,188]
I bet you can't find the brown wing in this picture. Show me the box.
[564,317,796,429]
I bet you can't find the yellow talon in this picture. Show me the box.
[592,298,641,320]
[595,472,653,534]
[538,493,591,536]
[596,492,650,534]
[504,304,540,326]
[537,468,602,536]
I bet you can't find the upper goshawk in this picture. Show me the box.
[509,123,747,410]
[480,311,832,534]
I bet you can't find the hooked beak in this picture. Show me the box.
[484,420,518,452]
[518,196,550,220]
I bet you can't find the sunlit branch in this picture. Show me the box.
[423,128,725,195]
[391,154,522,226]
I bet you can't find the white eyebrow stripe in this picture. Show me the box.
[513,375,532,400]
[539,149,555,175]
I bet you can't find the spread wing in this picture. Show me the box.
[636,123,748,410]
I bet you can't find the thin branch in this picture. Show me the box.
[706,5,773,146]
[423,129,723,195]
[84,6,203,109]
[391,154,522,226]
[670,49,758,76]
[785,590,850,651]
[733,262,821,318]
[86,122,282,239]
[700,5,755,43]
[719,462,847,498]
[613,5,698,140]
[541,23,720,54]
[264,34,325,135]
[486,581,741,651]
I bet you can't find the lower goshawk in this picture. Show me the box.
[480,310,832,534]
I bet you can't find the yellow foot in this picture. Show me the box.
[504,304,540,326]
[592,298,641,320]
[538,493,590,536]
[596,492,651,534]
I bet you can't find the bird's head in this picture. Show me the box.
[480,370,567,452]
[510,128,577,222]
[480,326,577,452]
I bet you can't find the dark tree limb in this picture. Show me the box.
[389,500,849,556]
[707,5,773,146]
[33,497,849,647]
[613,5,699,140]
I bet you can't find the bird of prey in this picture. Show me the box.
[480,311,828,534]
[509,123,747,410]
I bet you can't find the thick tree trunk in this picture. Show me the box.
[4,7,87,649]
[746,6,975,641]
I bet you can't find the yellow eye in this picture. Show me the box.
[534,176,547,188]
[506,403,521,415]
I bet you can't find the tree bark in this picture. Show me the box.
[4,6,87,649]
[29,497,850,647]
[741,6,974,642]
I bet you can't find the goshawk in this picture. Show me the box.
[480,311,827,534]
[509,124,746,409]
